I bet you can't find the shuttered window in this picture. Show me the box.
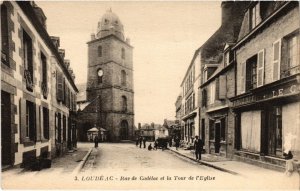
[21,100,36,142]
[273,39,281,81]
[257,49,265,87]
[210,82,216,104]
[219,75,226,99]
[215,78,220,100]
[56,71,64,101]
[240,62,246,93]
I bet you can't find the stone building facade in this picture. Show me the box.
[231,1,299,170]
[77,9,134,142]
[1,1,78,169]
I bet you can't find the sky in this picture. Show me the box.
[37,1,221,125]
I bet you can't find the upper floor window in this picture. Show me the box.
[1,4,9,66]
[122,96,127,112]
[41,52,48,99]
[209,82,216,104]
[250,3,261,30]
[97,69,103,84]
[98,46,102,57]
[23,29,33,91]
[245,55,257,91]
[121,70,126,86]
[121,48,125,59]
[286,34,299,76]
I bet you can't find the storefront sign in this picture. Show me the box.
[233,82,300,108]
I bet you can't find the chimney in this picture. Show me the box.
[50,36,60,49]
[32,2,47,29]
[64,59,70,69]
[71,73,75,81]
[91,33,96,40]
[221,1,234,27]
[58,49,65,60]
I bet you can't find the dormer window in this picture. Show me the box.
[250,3,261,30]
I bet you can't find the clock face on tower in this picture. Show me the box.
[97,69,103,77]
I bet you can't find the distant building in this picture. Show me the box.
[76,9,134,142]
[1,1,78,169]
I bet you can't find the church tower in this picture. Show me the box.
[86,9,134,141]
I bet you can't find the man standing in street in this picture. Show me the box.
[139,136,142,148]
[194,136,203,160]
[143,137,146,148]
[94,135,99,148]
[175,135,180,151]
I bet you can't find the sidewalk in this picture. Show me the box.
[2,142,93,176]
[168,146,291,176]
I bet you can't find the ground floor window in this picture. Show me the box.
[241,110,261,152]
[43,107,49,139]
[26,101,36,141]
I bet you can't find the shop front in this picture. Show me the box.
[231,76,300,170]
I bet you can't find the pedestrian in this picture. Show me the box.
[154,140,158,150]
[94,135,99,148]
[175,135,180,151]
[135,137,139,147]
[148,143,153,151]
[139,136,142,148]
[194,136,203,160]
[168,138,172,147]
[143,137,146,148]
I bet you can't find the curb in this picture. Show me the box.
[168,148,239,175]
[72,148,93,174]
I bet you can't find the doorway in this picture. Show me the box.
[120,120,129,140]
[1,91,12,166]
[215,122,221,153]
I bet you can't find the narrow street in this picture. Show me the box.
[81,142,218,172]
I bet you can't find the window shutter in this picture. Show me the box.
[215,78,220,100]
[219,75,226,99]
[273,39,281,81]
[36,104,41,141]
[257,49,265,87]
[19,98,27,143]
[56,71,63,101]
[241,62,246,93]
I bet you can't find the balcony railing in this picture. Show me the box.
[281,65,300,78]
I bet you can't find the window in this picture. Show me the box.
[121,70,126,86]
[41,52,48,98]
[57,113,61,143]
[287,35,299,75]
[250,3,261,30]
[23,30,33,91]
[245,55,257,91]
[121,48,125,59]
[122,96,127,112]
[220,118,226,141]
[43,107,49,139]
[201,89,207,107]
[26,101,35,141]
[63,115,66,141]
[209,120,214,140]
[210,82,216,104]
[98,46,102,57]
[272,40,281,81]
[97,69,103,84]
[1,4,9,66]
[240,62,246,93]
[257,49,265,87]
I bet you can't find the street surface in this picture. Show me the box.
[2,142,299,190]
